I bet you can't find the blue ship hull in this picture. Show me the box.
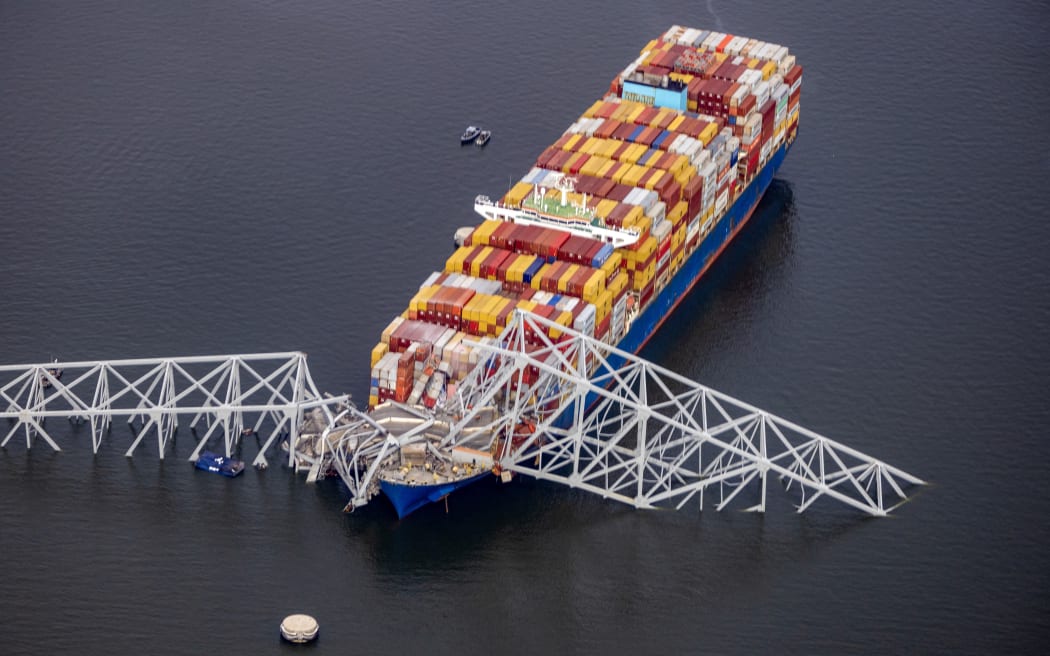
[380,471,491,518]
[379,140,792,517]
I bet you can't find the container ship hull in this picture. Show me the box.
[377,141,790,517]
[367,26,802,518]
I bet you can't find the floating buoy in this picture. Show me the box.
[280,614,319,644]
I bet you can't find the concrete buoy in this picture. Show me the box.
[280,614,319,644]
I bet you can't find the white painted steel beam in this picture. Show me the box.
[0,353,347,469]
[442,310,924,516]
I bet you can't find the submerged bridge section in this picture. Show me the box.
[320,310,924,516]
[445,311,924,516]
[1,327,924,517]
[0,353,347,469]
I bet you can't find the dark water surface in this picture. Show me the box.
[2,1,1048,654]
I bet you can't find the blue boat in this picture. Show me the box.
[194,450,245,477]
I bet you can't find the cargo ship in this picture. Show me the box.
[367,26,802,518]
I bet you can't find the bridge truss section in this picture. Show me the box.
[0,353,347,469]
[443,310,925,517]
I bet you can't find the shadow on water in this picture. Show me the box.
[641,178,798,368]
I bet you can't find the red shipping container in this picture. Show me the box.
[594,119,621,139]
[553,133,574,151]
[582,240,603,266]
[536,146,559,169]
[613,122,638,141]
[568,153,590,175]
[608,184,632,202]
[491,221,516,249]
[484,248,512,279]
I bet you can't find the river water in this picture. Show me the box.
[1,1,1048,653]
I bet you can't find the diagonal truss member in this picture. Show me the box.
[438,310,924,517]
[0,353,346,469]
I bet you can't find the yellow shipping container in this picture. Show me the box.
[601,252,623,278]
[668,71,693,85]
[761,60,777,80]
[640,39,659,55]
[631,265,655,292]
[609,271,629,297]
[598,138,621,159]
[582,270,605,303]
[668,200,689,226]
[622,164,648,187]
[418,285,440,312]
[463,296,482,323]
[580,156,606,179]
[579,137,601,155]
[622,204,646,229]
[583,100,605,118]
[597,159,619,179]
[470,219,500,245]
[625,105,646,124]
[668,115,686,131]
[595,199,619,220]
[558,264,580,293]
[611,164,630,184]
[563,134,583,152]
[445,247,471,274]
[698,122,719,146]
[687,100,698,113]
[614,100,644,121]
[502,182,534,208]
[370,342,388,368]
[625,143,649,164]
[470,246,492,277]
[596,289,614,322]
[644,169,667,191]
[530,264,551,290]
[508,254,530,283]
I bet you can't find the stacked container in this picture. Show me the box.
[367,26,800,410]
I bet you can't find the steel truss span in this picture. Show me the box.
[0,353,347,469]
[442,311,925,516]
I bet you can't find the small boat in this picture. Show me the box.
[41,358,63,389]
[194,450,245,477]
[460,125,481,144]
[475,129,492,147]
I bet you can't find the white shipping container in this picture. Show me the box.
[727,36,748,56]
[730,85,749,106]
[701,32,723,50]
[556,296,578,313]
[420,271,441,289]
[771,46,790,66]
[779,54,797,75]
[650,200,667,225]
[661,25,682,43]
[699,161,717,186]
